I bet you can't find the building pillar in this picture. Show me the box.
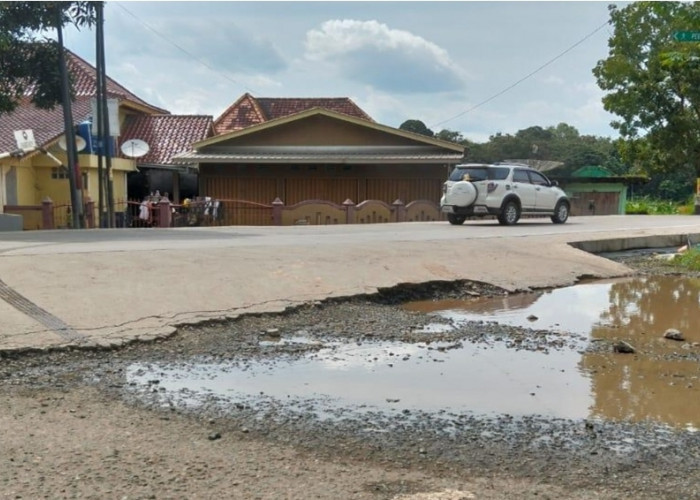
[158,198,172,227]
[393,199,406,222]
[41,197,54,230]
[272,197,284,225]
[343,199,356,224]
[85,197,95,228]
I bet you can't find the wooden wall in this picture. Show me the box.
[200,164,446,206]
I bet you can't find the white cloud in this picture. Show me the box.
[304,19,467,93]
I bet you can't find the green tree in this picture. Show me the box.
[399,119,434,137]
[435,129,464,144]
[0,1,95,114]
[593,2,700,177]
[459,122,628,177]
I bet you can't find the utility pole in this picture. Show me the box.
[56,7,83,229]
[95,1,114,227]
[95,1,105,227]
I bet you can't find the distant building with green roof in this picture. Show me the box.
[551,165,647,215]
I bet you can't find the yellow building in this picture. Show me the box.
[0,50,169,229]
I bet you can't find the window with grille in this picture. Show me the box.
[51,167,69,180]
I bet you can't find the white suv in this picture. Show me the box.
[440,163,570,225]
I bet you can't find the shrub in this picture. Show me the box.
[678,196,697,215]
[670,248,700,271]
[625,197,683,215]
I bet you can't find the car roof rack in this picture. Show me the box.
[494,161,531,167]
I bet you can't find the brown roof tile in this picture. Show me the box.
[119,114,214,165]
[213,93,374,135]
[65,51,166,113]
[0,96,93,153]
[1,48,168,153]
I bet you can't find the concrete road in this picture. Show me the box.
[1,215,699,352]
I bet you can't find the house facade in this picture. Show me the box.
[0,50,177,228]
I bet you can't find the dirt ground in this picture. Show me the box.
[1,386,604,500]
[2,254,700,500]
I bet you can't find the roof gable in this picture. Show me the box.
[213,93,374,135]
[119,114,214,165]
[212,93,266,135]
[197,107,463,153]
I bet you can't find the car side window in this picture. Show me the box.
[512,169,530,183]
[489,167,510,180]
[529,171,550,186]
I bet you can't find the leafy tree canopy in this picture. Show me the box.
[459,122,621,176]
[399,119,434,137]
[0,1,95,114]
[592,1,700,176]
[435,129,464,144]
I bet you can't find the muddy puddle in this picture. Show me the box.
[127,275,700,430]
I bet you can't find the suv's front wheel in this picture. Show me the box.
[447,213,466,225]
[498,200,521,226]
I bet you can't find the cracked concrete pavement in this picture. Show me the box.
[1,215,699,352]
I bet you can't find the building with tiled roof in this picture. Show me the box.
[119,114,213,166]
[0,48,179,227]
[176,106,465,225]
[213,93,374,135]
[119,114,214,202]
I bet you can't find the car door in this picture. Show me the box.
[529,171,558,211]
[511,168,537,210]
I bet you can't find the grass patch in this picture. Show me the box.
[625,197,689,215]
[670,248,700,271]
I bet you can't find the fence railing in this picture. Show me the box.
[3,196,442,230]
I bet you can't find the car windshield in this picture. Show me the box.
[449,166,509,182]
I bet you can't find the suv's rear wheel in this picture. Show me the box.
[551,201,570,224]
[498,200,520,225]
[447,213,466,225]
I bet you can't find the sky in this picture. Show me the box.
[62,1,626,143]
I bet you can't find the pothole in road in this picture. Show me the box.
[126,275,700,430]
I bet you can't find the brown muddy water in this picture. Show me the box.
[128,275,700,430]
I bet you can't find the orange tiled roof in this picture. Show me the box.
[119,114,214,165]
[213,92,374,135]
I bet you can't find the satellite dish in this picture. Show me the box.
[121,138,150,158]
[58,135,87,152]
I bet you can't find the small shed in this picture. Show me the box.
[552,165,646,216]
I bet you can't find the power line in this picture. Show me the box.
[430,19,610,130]
[114,2,257,95]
